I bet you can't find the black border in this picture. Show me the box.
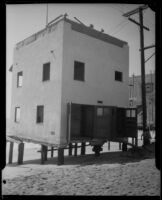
[1,0,161,198]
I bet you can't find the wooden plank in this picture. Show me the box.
[17,143,24,165]
[57,148,64,165]
[7,136,21,144]
[8,142,14,164]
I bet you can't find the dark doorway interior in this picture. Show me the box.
[81,105,94,138]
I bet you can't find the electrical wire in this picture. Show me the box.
[109,19,128,34]
[111,20,130,35]
[109,4,124,14]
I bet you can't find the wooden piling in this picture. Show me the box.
[119,142,122,150]
[74,143,77,156]
[135,137,138,147]
[69,143,72,156]
[17,143,24,165]
[81,142,85,155]
[57,148,64,165]
[51,147,54,157]
[41,145,47,164]
[132,138,135,145]
[8,142,14,164]
[108,141,110,150]
[44,146,48,161]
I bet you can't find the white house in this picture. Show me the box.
[9,15,133,152]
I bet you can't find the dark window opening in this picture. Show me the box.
[36,105,44,123]
[43,62,50,81]
[15,107,20,122]
[17,71,23,87]
[74,61,85,81]
[115,71,123,82]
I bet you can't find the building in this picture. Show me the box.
[129,72,155,128]
[9,14,134,152]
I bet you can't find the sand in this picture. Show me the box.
[2,131,160,196]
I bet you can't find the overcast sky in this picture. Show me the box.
[6,4,155,118]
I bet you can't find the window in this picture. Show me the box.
[115,71,123,82]
[15,107,20,122]
[36,105,44,123]
[131,110,136,117]
[43,62,50,81]
[74,61,85,81]
[17,71,23,87]
[97,108,104,116]
[126,110,130,117]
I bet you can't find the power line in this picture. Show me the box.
[109,4,124,14]
[111,20,129,35]
[109,19,128,34]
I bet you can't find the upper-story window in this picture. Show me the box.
[43,62,50,81]
[17,71,23,87]
[115,71,123,82]
[74,61,85,81]
[15,107,20,122]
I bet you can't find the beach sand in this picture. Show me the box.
[2,132,160,196]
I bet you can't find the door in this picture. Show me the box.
[94,106,113,139]
[70,103,82,139]
[116,108,126,138]
[81,105,94,138]
[125,108,137,138]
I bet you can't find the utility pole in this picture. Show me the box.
[132,73,135,107]
[123,5,150,145]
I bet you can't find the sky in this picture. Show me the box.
[6,4,155,118]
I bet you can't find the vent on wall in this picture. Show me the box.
[97,101,103,104]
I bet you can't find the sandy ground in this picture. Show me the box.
[2,131,160,196]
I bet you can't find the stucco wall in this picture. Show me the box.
[60,21,129,144]
[9,21,64,145]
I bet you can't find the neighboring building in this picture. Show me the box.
[9,15,130,147]
[129,73,155,128]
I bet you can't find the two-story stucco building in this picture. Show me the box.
[8,15,136,164]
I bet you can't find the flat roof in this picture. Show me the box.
[15,16,128,49]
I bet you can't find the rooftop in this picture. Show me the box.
[15,14,128,50]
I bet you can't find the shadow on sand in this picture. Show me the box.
[7,144,155,167]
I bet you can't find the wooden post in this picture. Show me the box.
[44,146,48,161]
[8,142,14,164]
[17,143,24,165]
[81,142,85,155]
[108,141,110,150]
[57,148,64,165]
[41,145,46,164]
[69,143,72,156]
[122,142,127,152]
[119,142,122,150]
[51,147,54,158]
[135,137,138,147]
[74,143,77,156]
